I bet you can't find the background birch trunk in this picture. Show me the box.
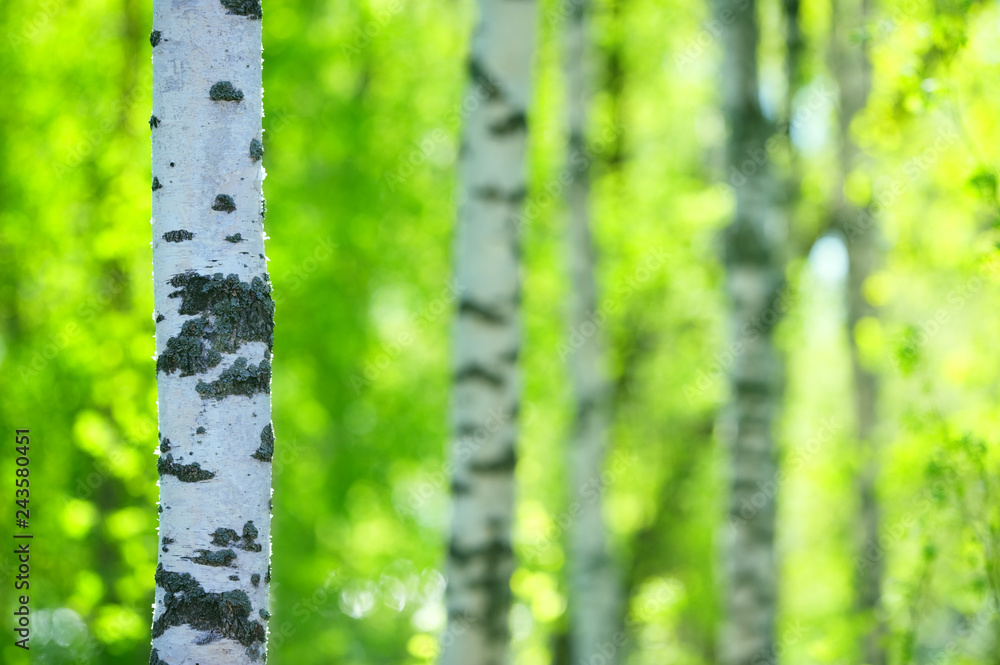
[563,0,623,662]
[831,0,883,662]
[150,1,273,663]
[716,1,788,663]
[441,0,537,662]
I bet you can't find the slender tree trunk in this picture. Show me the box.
[150,2,273,663]
[831,1,883,662]
[716,1,787,664]
[441,0,537,662]
[563,0,622,663]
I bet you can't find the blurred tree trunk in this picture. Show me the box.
[150,1,273,663]
[563,1,623,663]
[831,0,883,662]
[715,1,787,664]
[441,0,537,662]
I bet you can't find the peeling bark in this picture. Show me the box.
[151,1,272,662]
[441,0,538,661]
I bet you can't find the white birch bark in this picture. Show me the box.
[441,0,537,662]
[563,0,622,661]
[716,1,787,664]
[150,1,273,663]
[831,1,883,662]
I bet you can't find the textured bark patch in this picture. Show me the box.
[225,233,243,243]
[157,453,215,482]
[150,648,168,665]
[159,437,172,453]
[259,609,269,619]
[163,230,193,243]
[212,194,237,212]
[209,81,244,101]
[221,0,263,19]
[196,357,271,399]
[158,272,274,377]
[149,115,160,129]
[251,573,260,587]
[152,177,163,191]
[211,522,263,552]
[185,548,237,566]
[249,138,263,162]
[251,424,274,461]
[150,30,162,47]
[153,565,266,651]
[157,318,223,376]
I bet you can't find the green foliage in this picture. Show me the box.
[5,0,1000,664]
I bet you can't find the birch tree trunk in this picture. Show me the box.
[150,1,273,663]
[831,1,883,662]
[716,1,787,664]
[563,0,622,662]
[441,0,537,662]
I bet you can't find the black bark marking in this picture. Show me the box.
[469,58,500,100]
[156,314,165,323]
[159,436,172,453]
[210,522,262,552]
[149,115,160,129]
[249,138,263,162]
[157,453,215,482]
[157,272,275,377]
[150,648,168,665]
[152,177,163,191]
[264,566,270,583]
[489,111,527,136]
[150,30,162,47]
[209,81,244,101]
[469,447,517,473]
[259,609,270,619]
[196,426,207,434]
[212,194,237,212]
[229,574,240,581]
[153,565,266,651]
[221,0,263,19]
[196,357,271,399]
[185,548,237,567]
[251,573,261,587]
[251,424,274,461]
[161,537,174,553]
[163,230,193,243]
[225,233,243,243]
[472,185,527,204]
[459,299,506,324]
[454,364,504,388]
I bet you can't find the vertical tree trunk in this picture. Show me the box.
[563,0,623,663]
[150,1,273,663]
[716,1,787,664]
[831,1,882,662]
[441,0,537,662]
